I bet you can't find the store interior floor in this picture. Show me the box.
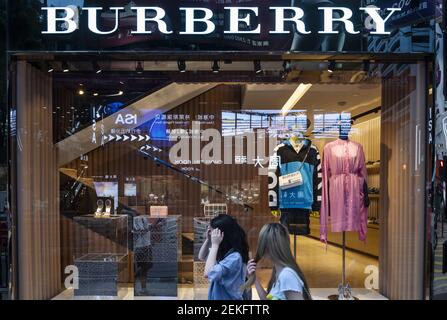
[54,235,384,300]
[286,235,378,289]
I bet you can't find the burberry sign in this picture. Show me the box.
[42,6,401,36]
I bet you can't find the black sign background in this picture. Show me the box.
[6,0,435,53]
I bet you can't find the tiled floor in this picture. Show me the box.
[53,235,382,300]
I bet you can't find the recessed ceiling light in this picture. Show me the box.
[212,60,220,73]
[93,61,102,74]
[177,60,186,73]
[136,61,144,74]
[327,60,336,73]
[281,84,313,116]
[254,60,262,74]
[62,61,70,73]
[47,62,54,73]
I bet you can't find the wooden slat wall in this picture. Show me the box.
[379,63,426,300]
[61,85,273,257]
[16,61,61,300]
[351,116,381,163]
[351,116,381,221]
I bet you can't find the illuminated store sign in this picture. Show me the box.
[42,6,400,36]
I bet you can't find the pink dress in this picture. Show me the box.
[320,139,368,243]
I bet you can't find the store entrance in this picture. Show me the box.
[12,59,429,300]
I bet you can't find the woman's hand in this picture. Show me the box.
[210,228,224,247]
[247,259,257,277]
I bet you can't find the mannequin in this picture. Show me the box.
[338,118,370,207]
[268,126,322,236]
[321,116,369,300]
[320,116,369,244]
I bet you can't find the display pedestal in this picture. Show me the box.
[193,217,211,300]
[327,232,359,300]
[75,254,127,296]
[133,215,181,297]
[73,215,129,297]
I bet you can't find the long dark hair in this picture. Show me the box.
[210,214,249,264]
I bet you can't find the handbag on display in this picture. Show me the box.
[150,206,168,217]
[279,147,310,190]
[279,171,303,189]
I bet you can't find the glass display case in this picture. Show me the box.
[73,215,129,297]
[133,215,181,297]
[193,217,211,300]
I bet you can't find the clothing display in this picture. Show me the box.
[268,138,322,235]
[320,139,368,243]
[279,209,311,236]
[268,139,322,211]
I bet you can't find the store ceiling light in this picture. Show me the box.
[62,61,70,73]
[212,60,220,73]
[254,60,262,74]
[136,61,144,74]
[93,61,102,74]
[93,93,99,96]
[281,83,312,116]
[327,60,336,73]
[177,60,186,73]
[78,89,85,95]
[47,62,54,73]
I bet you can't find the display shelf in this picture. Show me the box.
[74,253,127,296]
[133,215,181,297]
[193,217,211,299]
[366,163,380,173]
[73,215,129,297]
[74,214,129,258]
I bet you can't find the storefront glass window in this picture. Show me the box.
[9,59,431,300]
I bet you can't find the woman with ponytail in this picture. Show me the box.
[243,223,312,300]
